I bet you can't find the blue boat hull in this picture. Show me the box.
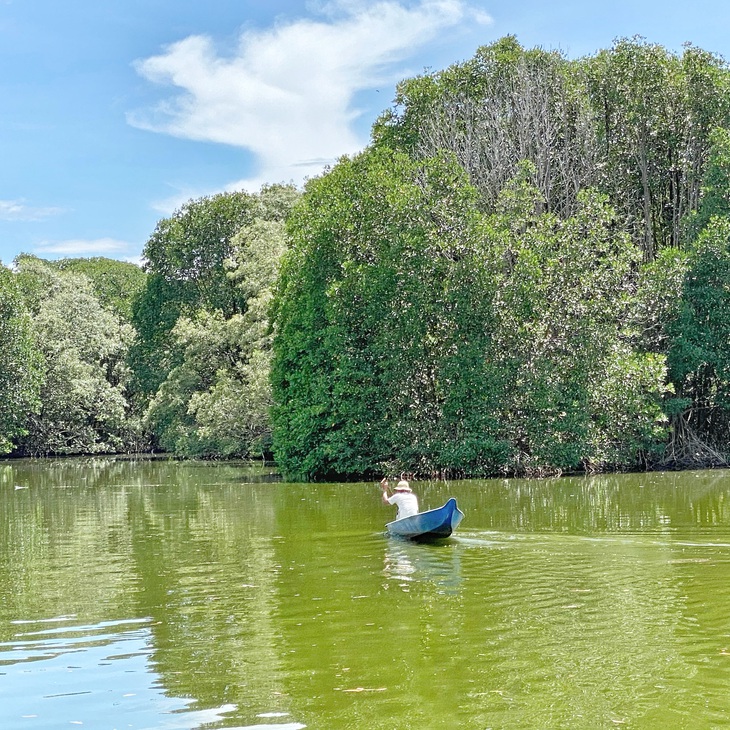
[386,498,464,540]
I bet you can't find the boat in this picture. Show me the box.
[386,498,464,541]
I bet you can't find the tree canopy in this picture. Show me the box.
[375,36,730,260]
[0,265,41,453]
[271,152,669,479]
[141,185,299,458]
[12,257,138,456]
[4,38,730,476]
[52,257,146,321]
[129,185,298,401]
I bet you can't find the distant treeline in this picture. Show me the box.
[4,37,730,480]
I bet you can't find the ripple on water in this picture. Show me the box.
[0,615,240,729]
[440,527,730,728]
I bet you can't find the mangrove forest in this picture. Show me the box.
[4,36,730,480]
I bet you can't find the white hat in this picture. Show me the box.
[394,479,412,492]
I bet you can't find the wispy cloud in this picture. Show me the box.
[128,0,491,189]
[0,199,64,222]
[150,186,209,216]
[34,237,134,257]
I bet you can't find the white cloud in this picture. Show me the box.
[34,237,133,257]
[150,187,206,216]
[0,199,64,221]
[128,0,491,189]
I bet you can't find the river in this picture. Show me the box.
[1,458,730,729]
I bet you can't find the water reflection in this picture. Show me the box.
[0,615,215,729]
[0,458,301,730]
[2,460,730,728]
[383,539,461,594]
[448,469,730,534]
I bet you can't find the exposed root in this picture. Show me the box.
[659,413,728,469]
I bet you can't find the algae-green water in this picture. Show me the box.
[2,458,730,729]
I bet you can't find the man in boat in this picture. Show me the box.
[380,476,419,520]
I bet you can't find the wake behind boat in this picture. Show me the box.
[386,498,464,541]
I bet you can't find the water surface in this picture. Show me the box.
[1,459,730,728]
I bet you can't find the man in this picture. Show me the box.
[380,476,419,520]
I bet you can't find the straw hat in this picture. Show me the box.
[394,479,412,492]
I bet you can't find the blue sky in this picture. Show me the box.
[2,0,730,266]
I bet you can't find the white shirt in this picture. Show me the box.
[387,491,419,520]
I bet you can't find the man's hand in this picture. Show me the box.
[380,477,390,505]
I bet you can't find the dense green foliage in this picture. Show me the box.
[12,257,140,456]
[129,186,298,402]
[375,36,730,259]
[0,266,41,453]
[0,186,297,460]
[272,149,496,479]
[271,37,730,479]
[4,37,730,475]
[129,191,259,401]
[52,257,147,321]
[139,185,298,457]
[271,153,668,479]
[665,129,730,462]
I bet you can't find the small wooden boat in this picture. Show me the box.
[386,498,464,541]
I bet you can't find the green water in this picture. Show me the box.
[1,459,730,729]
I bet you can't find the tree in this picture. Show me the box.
[0,265,41,453]
[380,37,598,218]
[52,257,147,321]
[484,165,668,472]
[684,127,730,237]
[584,39,722,258]
[144,187,298,457]
[272,153,669,479]
[129,185,297,403]
[666,219,730,461]
[14,258,138,456]
[665,128,730,463]
[375,37,730,262]
[188,218,290,456]
[271,147,509,480]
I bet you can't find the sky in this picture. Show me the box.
[2,0,730,266]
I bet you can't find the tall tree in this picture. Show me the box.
[583,38,730,258]
[665,129,730,462]
[271,151,668,480]
[486,166,667,470]
[130,190,259,401]
[381,36,598,218]
[129,185,298,403]
[14,258,138,456]
[272,148,510,480]
[375,37,730,261]
[144,186,299,457]
[0,265,41,453]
